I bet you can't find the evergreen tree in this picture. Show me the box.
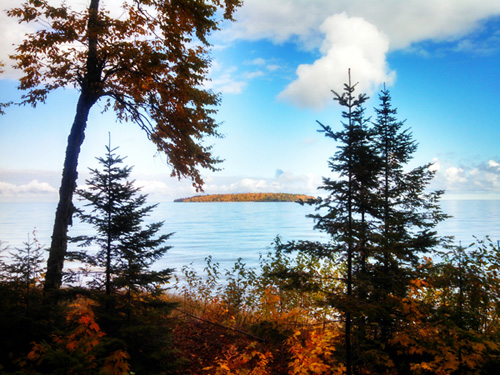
[1,231,45,293]
[283,78,448,374]
[309,70,376,375]
[368,88,448,346]
[71,141,173,295]
[4,0,241,292]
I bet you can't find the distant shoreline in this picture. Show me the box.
[174,193,315,202]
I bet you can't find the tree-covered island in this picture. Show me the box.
[174,193,315,202]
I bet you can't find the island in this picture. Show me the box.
[174,192,315,202]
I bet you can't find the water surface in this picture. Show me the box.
[1,200,499,274]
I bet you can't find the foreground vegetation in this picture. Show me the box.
[1,238,500,374]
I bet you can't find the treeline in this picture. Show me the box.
[174,192,314,202]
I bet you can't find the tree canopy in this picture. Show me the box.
[7,0,241,184]
[4,0,242,292]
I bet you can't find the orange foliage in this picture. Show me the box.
[390,279,500,375]
[23,296,130,375]
[209,342,273,375]
[287,329,345,375]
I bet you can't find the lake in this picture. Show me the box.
[1,200,499,276]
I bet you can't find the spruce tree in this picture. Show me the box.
[311,70,376,375]
[71,141,173,295]
[368,88,448,344]
[284,79,448,374]
[1,232,45,293]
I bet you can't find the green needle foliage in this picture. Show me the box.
[313,71,375,375]
[367,87,449,347]
[0,231,45,293]
[283,73,449,374]
[70,141,173,296]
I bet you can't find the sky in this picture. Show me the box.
[0,0,499,202]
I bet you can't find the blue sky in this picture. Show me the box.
[1,0,500,202]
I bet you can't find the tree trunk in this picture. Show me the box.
[44,93,95,292]
[346,69,353,375]
[44,0,101,293]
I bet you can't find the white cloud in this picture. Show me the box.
[429,157,441,172]
[243,70,265,79]
[0,0,128,78]
[444,167,467,184]
[231,0,500,50]
[489,160,500,169]
[0,180,58,201]
[205,68,248,94]
[278,13,394,109]
[247,58,267,66]
[227,0,500,108]
[202,172,322,196]
[3,0,500,104]
[431,158,500,196]
[0,0,33,78]
[266,64,281,72]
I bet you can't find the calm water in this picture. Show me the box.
[1,200,499,274]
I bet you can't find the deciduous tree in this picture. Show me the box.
[5,0,241,292]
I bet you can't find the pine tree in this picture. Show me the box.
[71,141,173,295]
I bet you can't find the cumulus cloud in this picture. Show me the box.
[2,0,500,104]
[444,167,467,184]
[0,180,58,201]
[431,158,500,197]
[429,157,441,172]
[278,13,394,109]
[231,0,500,50]
[227,0,500,108]
[489,160,500,169]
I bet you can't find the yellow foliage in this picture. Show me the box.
[287,329,345,375]
[391,279,499,375]
[211,342,273,375]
